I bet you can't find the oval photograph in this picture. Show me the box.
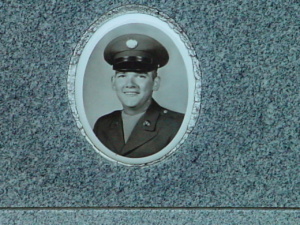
[68,5,201,166]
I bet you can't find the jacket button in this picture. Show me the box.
[163,110,168,114]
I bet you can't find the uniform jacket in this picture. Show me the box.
[93,100,184,158]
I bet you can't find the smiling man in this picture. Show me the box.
[93,34,184,158]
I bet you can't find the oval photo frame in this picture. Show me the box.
[68,5,201,166]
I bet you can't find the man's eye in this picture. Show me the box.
[117,74,126,78]
[138,75,147,78]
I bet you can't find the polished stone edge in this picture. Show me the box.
[1,209,299,224]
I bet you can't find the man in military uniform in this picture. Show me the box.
[93,34,184,158]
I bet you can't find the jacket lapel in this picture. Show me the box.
[106,112,125,154]
[121,100,161,155]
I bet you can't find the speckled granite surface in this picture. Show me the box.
[1,0,299,223]
[1,209,300,225]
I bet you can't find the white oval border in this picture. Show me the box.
[67,5,201,166]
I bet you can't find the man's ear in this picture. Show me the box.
[152,76,160,91]
[111,75,116,90]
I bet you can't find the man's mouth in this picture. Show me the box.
[123,91,139,96]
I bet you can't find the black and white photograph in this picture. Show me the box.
[69,8,200,165]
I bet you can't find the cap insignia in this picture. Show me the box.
[126,39,138,49]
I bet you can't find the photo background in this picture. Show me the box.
[83,23,188,127]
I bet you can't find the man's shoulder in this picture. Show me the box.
[152,104,184,135]
[94,110,121,128]
[160,107,184,122]
[155,105,184,123]
[151,100,184,122]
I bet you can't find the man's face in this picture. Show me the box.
[112,71,160,114]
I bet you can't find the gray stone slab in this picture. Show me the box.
[0,209,299,225]
[1,0,299,222]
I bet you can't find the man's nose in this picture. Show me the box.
[125,76,137,87]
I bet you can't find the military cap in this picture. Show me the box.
[104,34,169,72]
